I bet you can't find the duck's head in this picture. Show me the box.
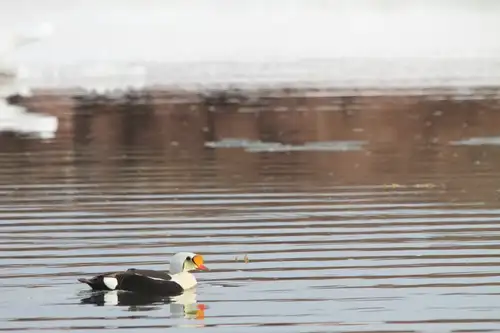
[170,252,208,274]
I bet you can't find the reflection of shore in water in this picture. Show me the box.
[80,288,205,320]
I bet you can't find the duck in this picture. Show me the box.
[78,252,208,296]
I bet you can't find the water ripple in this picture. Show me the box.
[2,104,500,332]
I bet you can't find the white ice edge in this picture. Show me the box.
[0,100,58,139]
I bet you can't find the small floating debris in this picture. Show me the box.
[234,254,250,263]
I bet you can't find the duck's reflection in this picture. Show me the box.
[79,288,205,319]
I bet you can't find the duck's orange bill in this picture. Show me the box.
[196,304,206,320]
[193,255,208,270]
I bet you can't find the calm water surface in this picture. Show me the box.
[2,92,500,332]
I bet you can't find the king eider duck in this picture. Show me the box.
[78,252,208,296]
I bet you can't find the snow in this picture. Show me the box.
[0,0,499,91]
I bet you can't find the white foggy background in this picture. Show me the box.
[1,0,500,90]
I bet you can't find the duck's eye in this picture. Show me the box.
[182,257,191,269]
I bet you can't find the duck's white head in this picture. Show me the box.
[170,252,208,274]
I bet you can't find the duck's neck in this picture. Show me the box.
[171,271,197,290]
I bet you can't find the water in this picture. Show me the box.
[1,92,500,332]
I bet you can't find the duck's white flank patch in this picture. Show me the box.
[170,272,197,290]
[104,290,119,306]
[103,276,118,290]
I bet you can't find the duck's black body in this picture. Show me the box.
[78,268,183,296]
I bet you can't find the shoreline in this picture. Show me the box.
[12,84,500,112]
[1,83,499,143]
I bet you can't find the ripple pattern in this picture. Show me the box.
[2,129,500,332]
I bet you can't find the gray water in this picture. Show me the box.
[2,93,500,332]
